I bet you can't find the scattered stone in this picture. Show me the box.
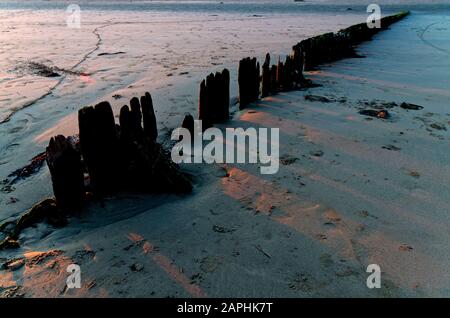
[3,258,25,271]
[359,109,390,119]
[0,236,20,250]
[382,144,401,151]
[280,155,298,165]
[6,197,19,204]
[399,244,413,252]
[213,225,234,233]
[130,263,144,272]
[71,250,96,265]
[430,123,446,131]
[408,170,420,178]
[309,150,324,157]
[400,102,424,110]
[305,95,332,103]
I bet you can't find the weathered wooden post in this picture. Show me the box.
[284,55,293,91]
[220,68,230,121]
[261,53,271,98]
[78,101,118,195]
[239,57,260,109]
[198,69,230,125]
[252,58,260,102]
[141,92,158,142]
[238,57,249,109]
[199,79,207,125]
[46,135,85,211]
[270,64,277,94]
[276,58,284,91]
[207,72,218,124]
[292,44,304,85]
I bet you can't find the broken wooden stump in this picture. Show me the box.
[238,57,260,109]
[198,69,230,127]
[46,135,85,211]
[359,109,390,119]
[141,92,158,142]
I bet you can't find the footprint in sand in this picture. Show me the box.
[356,210,378,220]
[399,244,413,252]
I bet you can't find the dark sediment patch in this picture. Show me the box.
[400,102,424,110]
[358,109,390,119]
[304,95,333,103]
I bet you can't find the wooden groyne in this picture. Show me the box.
[295,11,410,71]
[0,12,409,249]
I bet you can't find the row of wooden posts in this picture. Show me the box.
[45,12,410,212]
[195,11,410,126]
[196,46,307,127]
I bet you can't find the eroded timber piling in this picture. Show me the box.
[238,57,260,109]
[198,68,230,127]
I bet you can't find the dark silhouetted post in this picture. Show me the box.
[46,135,85,211]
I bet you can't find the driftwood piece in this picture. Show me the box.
[46,135,85,211]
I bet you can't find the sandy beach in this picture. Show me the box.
[1,1,449,298]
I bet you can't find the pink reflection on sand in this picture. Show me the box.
[127,233,207,298]
[34,112,79,144]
